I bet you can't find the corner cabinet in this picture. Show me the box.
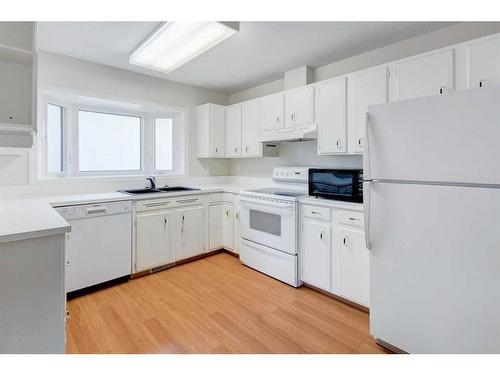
[196,103,226,158]
[208,193,239,254]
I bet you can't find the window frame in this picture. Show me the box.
[74,105,145,176]
[36,93,186,181]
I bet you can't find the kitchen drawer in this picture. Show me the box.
[338,210,364,227]
[222,192,236,203]
[208,193,224,204]
[136,199,172,212]
[302,205,331,221]
[172,195,204,207]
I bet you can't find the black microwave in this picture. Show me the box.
[308,169,363,203]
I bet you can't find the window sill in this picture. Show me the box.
[34,173,187,185]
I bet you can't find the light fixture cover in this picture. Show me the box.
[129,21,239,74]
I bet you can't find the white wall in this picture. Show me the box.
[230,22,500,104]
[228,22,500,177]
[0,51,231,186]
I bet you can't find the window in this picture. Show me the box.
[46,104,64,173]
[39,93,186,179]
[78,111,142,172]
[154,118,173,171]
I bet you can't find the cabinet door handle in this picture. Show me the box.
[479,79,487,88]
[291,113,296,121]
[65,260,71,266]
[439,86,448,95]
[163,216,167,226]
[226,210,230,217]
[234,147,238,153]
[336,139,342,149]
[320,231,324,240]
[65,310,70,321]
[358,137,363,147]
[245,146,249,153]
[236,212,239,220]
[343,236,348,246]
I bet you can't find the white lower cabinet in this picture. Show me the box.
[135,211,173,272]
[300,202,369,307]
[208,194,238,253]
[222,203,234,250]
[175,205,205,261]
[301,217,332,291]
[337,227,369,306]
[209,204,223,250]
[233,205,241,254]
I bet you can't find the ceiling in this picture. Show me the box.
[38,21,455,93]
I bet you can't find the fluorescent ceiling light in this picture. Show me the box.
[129,21,239,74]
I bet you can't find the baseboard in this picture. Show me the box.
[303,283,369,313]
[130,249,228,279]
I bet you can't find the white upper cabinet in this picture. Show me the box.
[225,104,242,157]
[0,22,36,148]
[315,77,347,155]
[466,35,500,89]
[260,92,284,131]
[196,103,226,158]
[241,99,262,157]
[285,85,315,128]
[349,66,389,153]
[393,49,455,101]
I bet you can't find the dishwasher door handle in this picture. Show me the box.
[86,206,107,215]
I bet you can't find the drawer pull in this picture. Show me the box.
[176,198,198,204]
[144,202,169,208]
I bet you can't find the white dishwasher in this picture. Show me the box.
[56,201,132,293]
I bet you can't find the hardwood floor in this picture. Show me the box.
[66,253,388,354]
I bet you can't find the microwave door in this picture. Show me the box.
[239,199,296,254]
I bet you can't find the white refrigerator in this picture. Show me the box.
[364,86,500,354]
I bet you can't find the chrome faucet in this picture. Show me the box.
[146,176,156,189]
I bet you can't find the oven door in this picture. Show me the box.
[239,197,297,254]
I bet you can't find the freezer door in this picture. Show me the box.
[365,86,500,185]
[368,182,500,353]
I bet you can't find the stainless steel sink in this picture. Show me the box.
[118,188,163,195]
[118,186,200,195]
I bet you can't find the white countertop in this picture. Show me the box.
[299,196,364,211]
[0,183,255,244]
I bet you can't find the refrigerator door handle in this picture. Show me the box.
[363,180,372,250]
[364,112,372,180]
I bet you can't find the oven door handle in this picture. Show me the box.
[240,197,295,211]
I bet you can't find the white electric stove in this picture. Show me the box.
[239,167,309,287]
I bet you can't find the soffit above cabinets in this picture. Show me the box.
[37,21,455,93]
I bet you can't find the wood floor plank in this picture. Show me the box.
[66,253,388,354]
